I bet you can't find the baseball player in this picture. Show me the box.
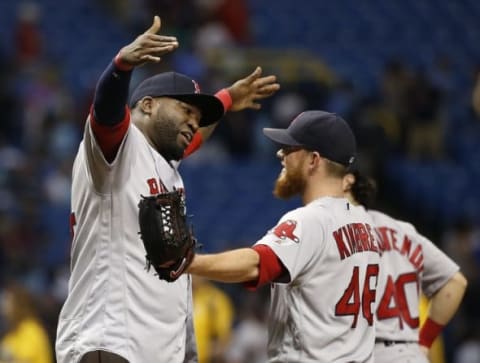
[188,111,382,363]
[55,15,279,363]
[343,170,467,363]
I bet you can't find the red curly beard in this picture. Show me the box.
[273,162,306,200]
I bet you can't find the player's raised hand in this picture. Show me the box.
[227,67,280,112]
[116,16,179,68]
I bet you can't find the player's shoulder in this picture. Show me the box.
[281,205,310,221]
[276,204,321,230]
[310,196,350,212]
[301,197,340,218]
[279,197,351,225]
[369,209,418,235]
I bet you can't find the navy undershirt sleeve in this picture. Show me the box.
[93,60,132,126]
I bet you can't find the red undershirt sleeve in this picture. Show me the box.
[244,244,288,291]
[183,132,203,157]
[90,105,130,163]
[215,88,232,111]
[182,88,232,158]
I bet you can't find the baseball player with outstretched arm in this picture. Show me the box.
[187,111,382,363]
[343,171,467,363]
[55,15,279,363]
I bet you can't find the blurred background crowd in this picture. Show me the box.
[0,0,479,362]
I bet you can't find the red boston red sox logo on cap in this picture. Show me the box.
[192,80,201,94]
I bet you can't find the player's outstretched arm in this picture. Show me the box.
[94,16,177,123]
[91,16,178,161]
[419,271,467,353]
[196,67,280,141]
[187,248,260,283]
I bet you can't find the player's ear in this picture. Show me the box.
[138,96,155,115]
[342,173,355,193]
[308,151,322,171]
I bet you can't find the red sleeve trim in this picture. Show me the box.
[90,106,130,162]
[419,318,444,348]
[244,244,285,291]
[183,132,203,158]
[215,88,233,112]
[114,53,134,71]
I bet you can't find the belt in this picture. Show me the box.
[375,339,418,346]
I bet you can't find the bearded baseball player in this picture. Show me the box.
[187,111,382,363]
[55,15,279,363]
[343,171,467,363]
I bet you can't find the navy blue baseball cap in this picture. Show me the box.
[263,110,356,167]
[129,72,224,127]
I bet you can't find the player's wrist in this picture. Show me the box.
[215,88,233,113]
[419,318,444,348]
[114,53,134,72]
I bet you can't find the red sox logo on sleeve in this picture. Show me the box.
[272,220,300,243]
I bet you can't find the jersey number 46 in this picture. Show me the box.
[335,264,379,328]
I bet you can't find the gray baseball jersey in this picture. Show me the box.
[255,197,381,363]
[56,120,197,363]
[369,210,459,357]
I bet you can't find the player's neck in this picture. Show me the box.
[302,177,344,205]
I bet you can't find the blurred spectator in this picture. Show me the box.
[0,57,21,145]
[217,112,255,157]
[146,0,198,43]
[379,60,412,151]
[193,3,234,56]
[442,220,480,285]
[405,72,444,160]
[225,293,268,363]
[429,55,455,97]
[348,96,390,180]
[14,2,43,66]
[0,138,26,174]
[98,0,148,33]
[442,220,480,355]
[18,65,67,152]
[454,328,480,363]
[380,59,411,122]
[215,0,251,44]
[0,282,53,363]
[271,90,307,128]
[471,71,480,118]
[325,80,357,117]
[192,276,234,363]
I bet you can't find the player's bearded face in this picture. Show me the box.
[148,99,200,161]
[274,153,307,199]
[152,115,184,161]
[150,108,188,160]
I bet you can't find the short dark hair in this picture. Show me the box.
[325,159,349,179]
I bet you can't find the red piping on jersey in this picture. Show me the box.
[90,105,130,162]
[244,244,285,291]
